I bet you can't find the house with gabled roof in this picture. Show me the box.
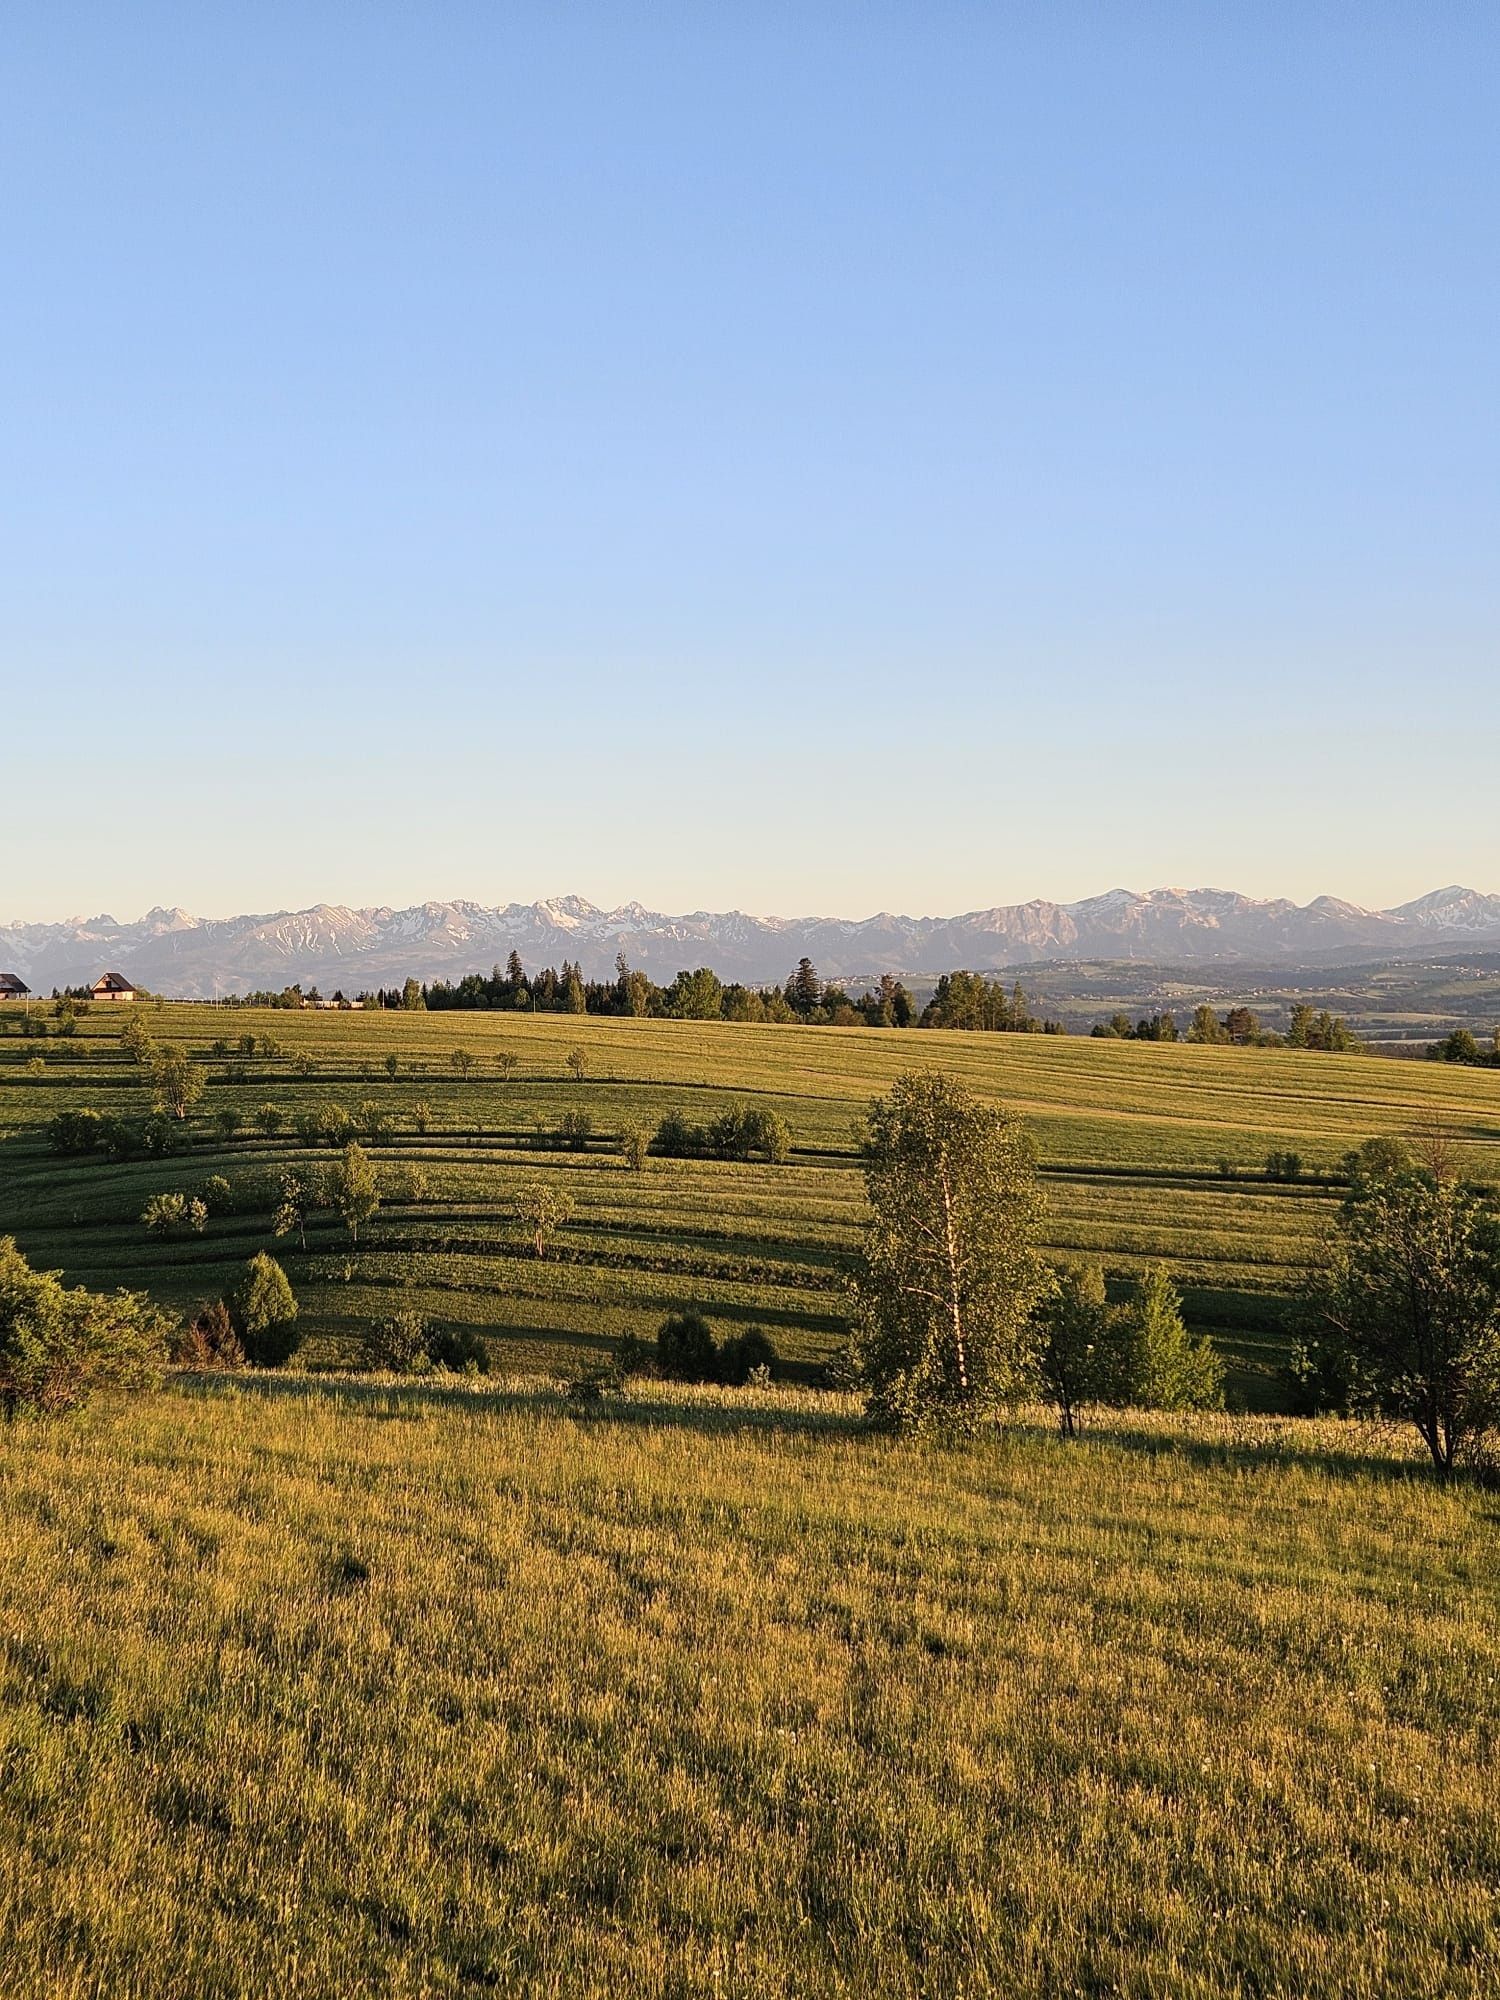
[0,973,30,999]
[90,971,138,1002]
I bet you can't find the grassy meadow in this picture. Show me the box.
[1,1375,1497,1998]
[7,1002,1500,1405]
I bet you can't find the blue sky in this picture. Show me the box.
[3,3,1496,923]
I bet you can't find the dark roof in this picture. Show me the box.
[90,971,136,992]
[0,973,29,994]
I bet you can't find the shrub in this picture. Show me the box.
[718,1326,778,1386]
[119,1015,153,1063]
[557,1110,594,1151]
[297,1103,354,1148]
[428,1325,492,1375]
[232,1254,299,1367]
[1124,1267,1224,1411]
[99,1116,143,1162]
[142,1192,208,1238]
[656,1309,719,1383]
[0,1237,168,1417]
[367,1310,433,1374]
[140,1111,185,1158]
[619,1124,649,1171]
[612,1330,655,1378]
[388,1162,429,1203]
[750,1108,791,1165]
[1264,1150,1303,1183]
[651,1110,705,1159]
[707,1105,791,1163]
[255,1105,284,1138]
[200,1174,235,1216]
[47,1109,107,1156]
[174,1300,246,1371]
[320,1104,356,1147]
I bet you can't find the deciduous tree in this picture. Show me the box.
[1124,1267,1224,1411]
[151,1043,205,1120]
[1306,1151,1500,1470]
[518,1182,573,1259]
[849,1071,1051,1429]
[1040,1260,1127,1435]
[331,1142,380,1244]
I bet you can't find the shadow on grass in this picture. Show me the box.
[170,1374,1477,1482]
[1067,1417,1467,1490]
[172,1368,868,1441]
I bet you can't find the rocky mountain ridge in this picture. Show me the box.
[3,885,1499,996]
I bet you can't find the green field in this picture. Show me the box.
[6,1003,1500,1406]
[1,1376,1496,1998]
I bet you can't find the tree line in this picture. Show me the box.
[1093,1002,1359,1050]
[379,956,1072,1033]
[1428,1027,1500,1067]
[195,960,1372,1047]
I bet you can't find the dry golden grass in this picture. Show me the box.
[1,1377,1496,1996]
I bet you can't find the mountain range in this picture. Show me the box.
[3,886,1500,997]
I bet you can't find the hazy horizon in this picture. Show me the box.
[4,875,1496,937]
[4,5,1496,924]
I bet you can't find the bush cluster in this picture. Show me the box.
[0,1237,169,1417]
[644,1311,779,1386]
[47,1107,185,1161]
[365,1310,491,1376]
[529,1111,594,1152]
[142,1191,208,1238]
[1039,1262,1225,1436]
[650,1105,790,1164]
